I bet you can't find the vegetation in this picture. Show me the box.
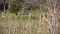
[0,0,60,34]
[9,1,20,15]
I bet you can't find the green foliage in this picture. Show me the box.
[9,1,20,15]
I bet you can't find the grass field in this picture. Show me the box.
[0,10,59,34]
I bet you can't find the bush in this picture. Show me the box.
[9,1,20,15]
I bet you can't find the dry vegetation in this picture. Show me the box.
[0,0,60,34]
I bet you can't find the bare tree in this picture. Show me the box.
[39,0,60,34]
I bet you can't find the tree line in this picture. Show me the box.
[0,0,41,15]
[0,0,60,14]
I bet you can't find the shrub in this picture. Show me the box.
[9,1,20,15]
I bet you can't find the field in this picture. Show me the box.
[0,10,59,34]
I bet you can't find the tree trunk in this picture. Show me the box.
[49,11,58,34]
[4,4,5,12]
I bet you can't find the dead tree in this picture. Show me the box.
[3,0,6,12]
[39,0,59,34]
